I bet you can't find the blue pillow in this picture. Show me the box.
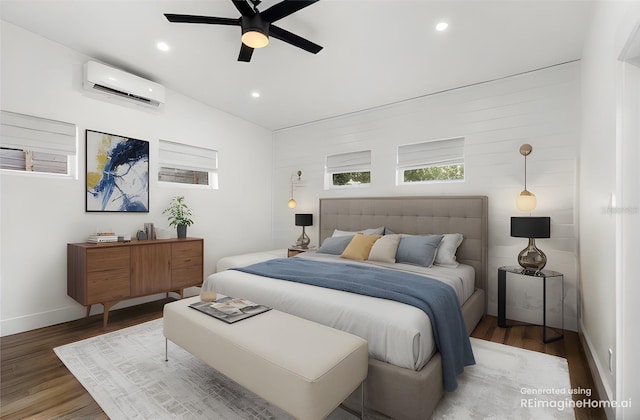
[317,235,355,255]
[395,235,444,267]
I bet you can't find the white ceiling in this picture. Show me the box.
[0,0,594,131]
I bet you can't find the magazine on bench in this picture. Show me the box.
[189,296,271,324]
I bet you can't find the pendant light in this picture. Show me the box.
[516,144,537,212]
[288,170,301,209]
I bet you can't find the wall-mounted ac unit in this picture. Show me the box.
[83,61,166,108]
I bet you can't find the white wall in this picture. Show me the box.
[580,2,640,418]
[0,22,274,336]
[619,59,640,420]
[273,63,581,330]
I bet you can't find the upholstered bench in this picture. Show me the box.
[164,296,368,420]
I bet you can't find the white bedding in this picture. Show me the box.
[203,252,475,371]
[215,249,287,272]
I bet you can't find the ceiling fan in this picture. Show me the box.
[164,0,323,62]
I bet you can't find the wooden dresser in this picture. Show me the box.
[67,237,204,327]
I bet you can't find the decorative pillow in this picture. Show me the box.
[395,235,444,267]
[340,233,382,260]
[317,235,355,255]
[368,234,402,263]
[434,233,464,267]
[332,226,385,237]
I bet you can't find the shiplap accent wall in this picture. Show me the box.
[273,62,580,330]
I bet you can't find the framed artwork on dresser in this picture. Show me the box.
[85,129,149,212]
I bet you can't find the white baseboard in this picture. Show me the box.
[1,304,85,337]
[0,290,199,337]
[579,319,615,420]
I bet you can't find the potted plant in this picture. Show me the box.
[163,196,193,238]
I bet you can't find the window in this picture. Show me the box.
[325,150,371,188]
[0,110,77,176]
[159,167,209,185]
[158,140,218,188]
[397,137,464,184]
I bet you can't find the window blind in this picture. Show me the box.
[326,150,371,173]
[0,110,76,155]
[397,137,464,169]
[159,140,218,172]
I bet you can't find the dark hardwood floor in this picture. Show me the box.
[470,317,605,420]
[0,298,172,420]
[1,300,605,419]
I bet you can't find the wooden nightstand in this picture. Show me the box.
[287,246,316,257]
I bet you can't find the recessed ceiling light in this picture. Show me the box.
[156,41,170,52]
[436,22,449,32]
[251,91,260,98]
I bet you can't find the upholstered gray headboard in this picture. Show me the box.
[319,196,488,292]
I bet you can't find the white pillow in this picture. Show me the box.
[332,229,355,237]
[368,234,402,263]
[332,227,385,237]
[434,233,463,267]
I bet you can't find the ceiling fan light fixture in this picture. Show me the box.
[242,30,269,48]
[241,15,269,49]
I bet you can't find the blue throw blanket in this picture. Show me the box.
[233,258,475,391]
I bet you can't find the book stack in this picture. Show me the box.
[87,232,118,243]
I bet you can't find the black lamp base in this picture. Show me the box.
[518,238,547,273]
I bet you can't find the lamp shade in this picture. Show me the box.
[295,213,313,227]
[511,217,550,238]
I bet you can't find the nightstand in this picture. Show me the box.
[287,246,316,257]
[497,266,564,343]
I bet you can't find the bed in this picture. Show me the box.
[203,196,488,419]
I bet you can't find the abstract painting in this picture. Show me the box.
[86,130,149,212]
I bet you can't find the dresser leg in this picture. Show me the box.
[101,301,119,328]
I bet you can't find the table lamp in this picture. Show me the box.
[295,213,313,249]
[511,216,550,273]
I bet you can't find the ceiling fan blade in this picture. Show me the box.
[261,0,319,23]
[232,0,255,16]
[269,24,322,54]
[238,43,254,62]
[164,14,239,26]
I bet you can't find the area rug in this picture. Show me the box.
[55,319,574,419]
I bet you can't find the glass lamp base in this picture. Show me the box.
[517,238,547,273]
[296,227,310,249]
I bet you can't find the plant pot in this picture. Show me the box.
[177,224,187,238]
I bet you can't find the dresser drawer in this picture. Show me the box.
[85,247,130,303]
[87,247,129,272]
[87,268,130,303]
[172,255,203,270]
[172,241,202,259]
[171,240,203,289]
[172,267,203,288]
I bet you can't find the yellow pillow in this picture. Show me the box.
[340,233,382,260]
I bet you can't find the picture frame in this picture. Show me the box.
[86,129,149,212]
